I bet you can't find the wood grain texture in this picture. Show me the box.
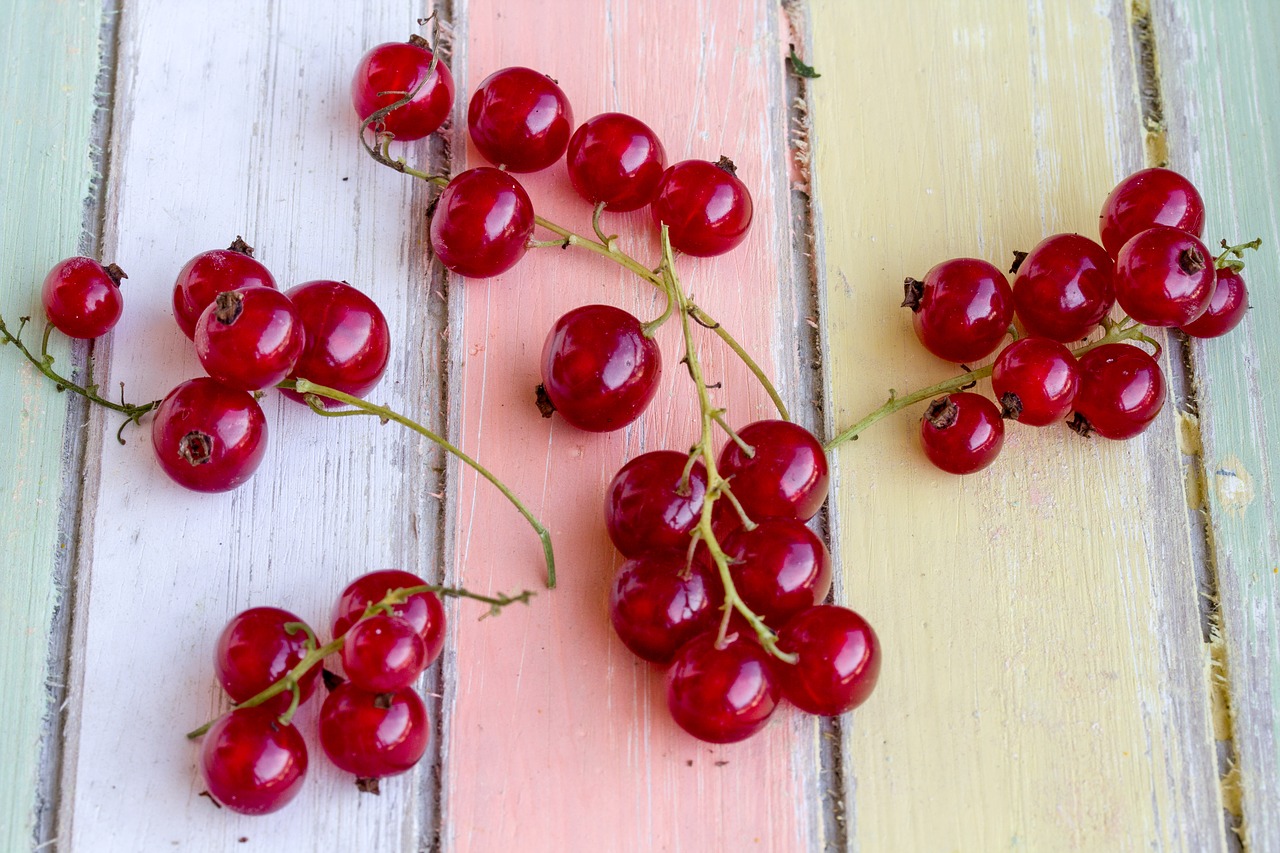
[808,0,1224,849]
[0,0,103,847]
[441,0,820,850]
[1153,0,1280,846]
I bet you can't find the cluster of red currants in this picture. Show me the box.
[895,167,1252,475]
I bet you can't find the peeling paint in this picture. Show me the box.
[1213,455,1257,514]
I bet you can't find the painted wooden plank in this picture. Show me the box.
[440,0,821,849]
[1154,0,1280,845]
[0,0,104,847]
[808,0,1224,849]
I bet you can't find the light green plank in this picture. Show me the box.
[0,0,104,845]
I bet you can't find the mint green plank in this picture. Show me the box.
[0,0,104,846]
[1155,0,1280,845]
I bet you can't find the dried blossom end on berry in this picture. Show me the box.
[925,396,959,429]
[901,277,924,311]
[999,392,1023,420]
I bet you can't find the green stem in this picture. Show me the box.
[284,378,556,589]
[1214,236,1263,272]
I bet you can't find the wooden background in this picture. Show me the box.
[1,0,1276,850]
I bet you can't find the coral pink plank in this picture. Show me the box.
[443,0,809,849]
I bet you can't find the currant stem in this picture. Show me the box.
[1214,236,1263,272]
[284,378,556,589]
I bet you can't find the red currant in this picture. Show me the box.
[716,420,829,523]
[1012,233,1115,342]
[666,633,780,743]
[194,286,305,391]
[173,239,276,340]
[604,450,707,558]
[199,707,307,815]
[1099,167,1205,258]
[283,280,390,408]
[776,605,880,716]
[566,113,667,211]
[214,607,319,714]
[651,158,753,257]
[722,518,832,626]
[1179,266,1249,338]
[467,67,574,172]
[919,392,1004,475]
[429,167,535,278]
[341,614,428,693]
[1071,343,1166,440]
[332,570,446,668]
[151,378,267,492]
[41,257,125,339]
[318,683,429,782]
[1114,226,1215,327]
[609,552,722,664]
[539,304,662,432]
[351,39,454,141]
[991,337,1080,426]
[904,258,1013,363]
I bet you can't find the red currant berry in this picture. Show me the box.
[199,707,307,815]
[282,280,391,408]
[566,113,667,211]
[1099,167,1205,258]
[666,633,780,743]
[1179,266,1249,339]
[41,257,125,339]
[194,286,305,391]
[991,337,1080,426]
[214,607,320,714]
[605,451,707,558]
[1071,343,1166,440]
[173,238,276,340]
[903,259,1014,363]
[332,570,446,668]
[919,393,1004,475]
[609,552,722,664]
[341,614,428,693]
[318,683,429,783]
[467,66,573,172]
[1114,226,1215,327]
[351,39,454,141]
[722,518,832,626]
[717,420,829,523]
[151,378,267,492]
[776,605,880,716]
[1012,233,1115,342]
[651,158,753,257]
[538,304,661,432]
[429,167,535,278]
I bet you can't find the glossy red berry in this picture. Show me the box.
[194,286,305,391]
[991,337,1080,426]
[351,39,455,141]
[199,707,308,815]
[539,304,661,432]
[716,420,829,524]
[666,633,780,743]
[332,570,446,668]
[904,258,1013,363]
[651,158,753,257]
[919,392,1004,475]
[1071,343,1166,440]
[151,378,267,492]
[1114,226,1215,327]
[429,167,535,278]
[605,451,707,558]
[776,605,880,716]
[722,518,832,626]
[214,607,320,714]
[41,257,125,339]
[173,239,276,340]
[566,113,667,211]
[1180,267,1249,338]
[283,280,390,408]
[609,552,722,664]
[1099,167,1205,258]
[318,683,429,782]
[341,614,428,693]
[467,66,573,172]
[1012,233,1115,342]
